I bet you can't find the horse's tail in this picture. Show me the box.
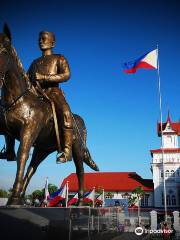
[83,147,99,171]
[72,114,99,171]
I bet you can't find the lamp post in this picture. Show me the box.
[137,196,141,226]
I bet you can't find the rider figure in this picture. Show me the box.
[28,31,73,163]
[0,31,73,164]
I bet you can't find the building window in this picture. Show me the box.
[160,171,163,178]
[162,191,176,206]
[178,191,180,205]
[167,195,171,205]
[171,195,176,206]
[140,194,149,207]
[171,170,175,177]
[144,194,149,206]
[165,170,170,178]
[122,192,130,199]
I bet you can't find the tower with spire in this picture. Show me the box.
[150,112,180,209]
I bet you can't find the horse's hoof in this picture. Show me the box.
[7,197,24,206]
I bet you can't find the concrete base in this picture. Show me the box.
[0,207,71,240]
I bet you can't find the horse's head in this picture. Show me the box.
[0,24,12,88]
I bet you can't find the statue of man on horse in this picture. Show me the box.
[0,24,99,205]
[1,30,74,164]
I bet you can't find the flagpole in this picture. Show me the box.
[102,189,105,207]
[66,181,69,208]
[156,45,167,221]
[45,177,48,201]
[93,187,95,208]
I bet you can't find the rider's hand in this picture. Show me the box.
[35,72,44,81]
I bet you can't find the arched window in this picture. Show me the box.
[166,195,171,205]
[170,170,175,177]
[165,170,170,178]
[171,195,176,205]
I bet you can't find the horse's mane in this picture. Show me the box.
[8,44,31,88]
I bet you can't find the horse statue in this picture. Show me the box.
[0,25,99,205]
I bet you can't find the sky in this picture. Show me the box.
[0,0,180,193]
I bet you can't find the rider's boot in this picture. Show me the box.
[56,128,73,164]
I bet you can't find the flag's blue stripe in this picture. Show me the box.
[49,188,63,198]
[84,191,90,197]
[123,51,150,70]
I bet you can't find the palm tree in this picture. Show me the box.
[129,186,145,226]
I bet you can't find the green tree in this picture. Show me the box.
[105,192,113,199]
[96,187,104,195]
[24,194,33,201]
[31,183,58,200]
[22,183,58,203]
[0,189,8,198]
[47,184,58,195]
[41,183,58,198]
[32,189,44,200]
[8,188,13,197]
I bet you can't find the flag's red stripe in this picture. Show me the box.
[124,61,156,74]
[48,196,64,207]
[68,198,78,206]
[95,199,103,204]
[84,198,93,203]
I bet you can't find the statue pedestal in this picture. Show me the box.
[0,207,71,240]
[1,206,115,240]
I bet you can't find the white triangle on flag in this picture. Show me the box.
[141,49,158,69]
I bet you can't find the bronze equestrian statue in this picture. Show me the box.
[0,24,99,205]
[1,31,73,164]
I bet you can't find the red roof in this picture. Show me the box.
[157,112,180,136]
[150,148,180,154]
[61,172,153,192]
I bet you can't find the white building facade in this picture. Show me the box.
[151,113,180,209]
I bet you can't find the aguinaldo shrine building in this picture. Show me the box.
[62,113,180,210]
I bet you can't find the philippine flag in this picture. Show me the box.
[48,185,67,207]
[83,189,95,203]
[95,193,104,205]
[123,49,158,73]
[68,193,79,206]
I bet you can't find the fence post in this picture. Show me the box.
[68,208,72,240]
[150,210,157,230]
[88,207,91,240]
[173,211,179,232]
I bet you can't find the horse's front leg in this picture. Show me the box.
[21,148,53,198]
[7,125,39,205]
